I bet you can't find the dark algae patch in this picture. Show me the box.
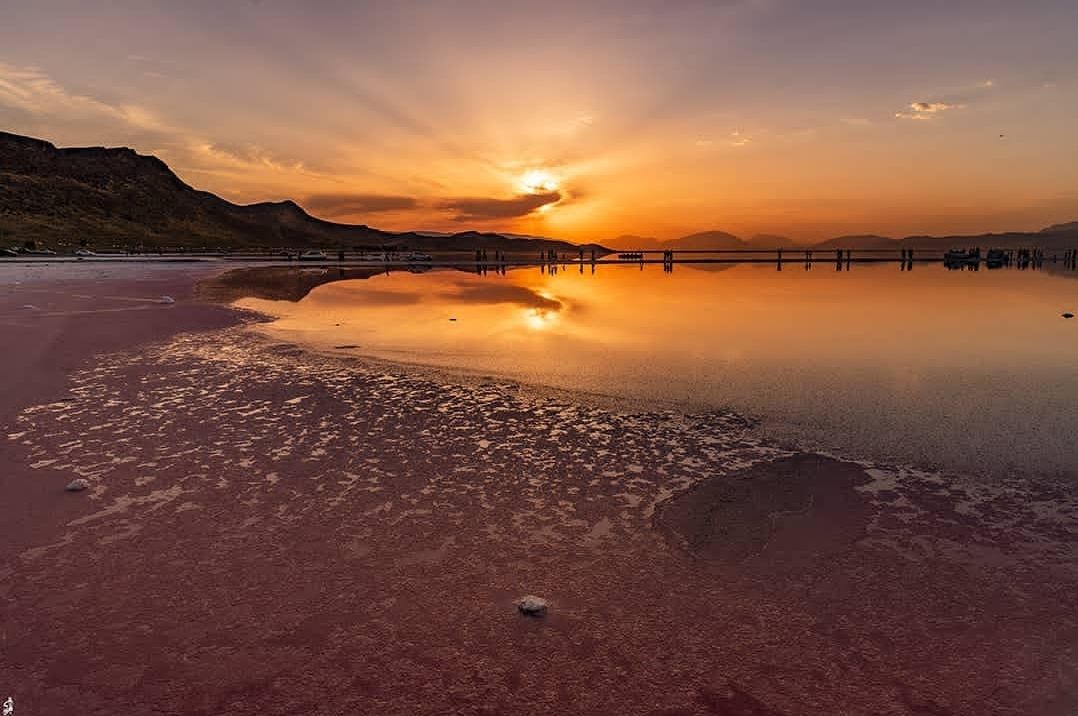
[657,454,873,565]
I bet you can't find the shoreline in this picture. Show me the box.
[208,264,1076,485]
[199,263,744,418]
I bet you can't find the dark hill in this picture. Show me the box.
[606,234,665,250]
[746,234,798,249]
[0,131,598,254]
[813,234,896,250]
[669,230,745,250]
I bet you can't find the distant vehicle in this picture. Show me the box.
[22,247,57,256]
[298,250,328,261]
[407,252,433,262]
[1,247,18,257]
[74,248,97,257]
[944,248,979,266]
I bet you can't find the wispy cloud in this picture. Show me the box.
[126,54,172,79]
[305,193,419,217]
[191,141,307,173]
[895,79,996,121]
[728,130,752,147]
[895,101,964,120]
[0,63,114,118]
[0,61,172,133]
[695,130,753,149]
[440,191,562,222]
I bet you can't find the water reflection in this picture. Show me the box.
[238,262,1078,478]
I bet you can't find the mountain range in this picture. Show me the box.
[608,231,797,250]
[609,226,1078,252]
[3,130,1077,255]
[0,131,602,254]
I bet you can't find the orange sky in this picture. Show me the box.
[2,1,1077,242]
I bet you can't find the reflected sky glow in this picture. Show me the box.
[238,263,1078,477]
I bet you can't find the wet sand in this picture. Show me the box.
[1,264,1077,715]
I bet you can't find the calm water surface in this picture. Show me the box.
[240,263,1078,478]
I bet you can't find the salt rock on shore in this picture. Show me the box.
[516,595,548,616]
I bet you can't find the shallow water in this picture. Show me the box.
[240,262,1078,478]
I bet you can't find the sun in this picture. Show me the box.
[518,169,559,195]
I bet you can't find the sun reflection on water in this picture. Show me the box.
[524,307,558,330]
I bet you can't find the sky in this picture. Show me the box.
[2,0,1077,242]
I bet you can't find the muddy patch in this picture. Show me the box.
[657,454,872,566]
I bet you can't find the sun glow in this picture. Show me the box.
[524,307,558,330]
[518,169,559,195]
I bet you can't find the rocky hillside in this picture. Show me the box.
[0,131,598,254]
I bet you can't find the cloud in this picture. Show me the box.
[184,141,317,178]
[126,54,171,78]
[895,101,964,120]
[895,79,995,121]
[0,62,115,118]
[0,61,172,134]
[695,130,753,149]
[305,193,419,217]
[911,101,961,113]
[728,130,752,147]
[439,191,562,221]
[778,127,816,141]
